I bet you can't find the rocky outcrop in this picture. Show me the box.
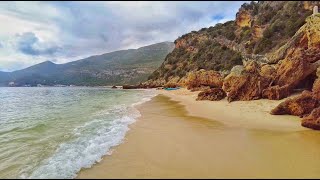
[236,8,252,28]
[274,56,320,88]
[184,70,224,91]
[267,13,320,63]
[196,88,226,101]
[301,107,320,130]
[193,13,320,103]
[301,68,320,130]
[271,70,320,130]
[262,85,291,100]
[263,14,320,101]
[270,90,319,117]
[222,61,273,102]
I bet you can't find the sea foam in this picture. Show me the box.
[28,90,156,179]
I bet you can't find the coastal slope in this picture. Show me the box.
[140,1,320,130]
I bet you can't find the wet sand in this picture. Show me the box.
[77,93,320,178]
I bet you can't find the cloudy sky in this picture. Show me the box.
[0,1,246,72]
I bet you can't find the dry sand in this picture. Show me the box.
[77,89,320,179]
[159,88,305,131]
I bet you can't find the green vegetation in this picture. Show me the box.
[148,1,315,83]
[253,1,312,54]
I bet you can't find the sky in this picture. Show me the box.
[0,1,247,72]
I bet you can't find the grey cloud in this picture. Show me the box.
[16,32,61,56]
[0,1,248,71]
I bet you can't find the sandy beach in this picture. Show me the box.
[77,88,320,178]
[159,88,305,131]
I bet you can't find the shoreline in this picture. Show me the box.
[77,88,320,178]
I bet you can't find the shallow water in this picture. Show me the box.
[78,95,320,178]
[0,87,155,178]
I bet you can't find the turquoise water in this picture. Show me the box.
[0,87,156,178]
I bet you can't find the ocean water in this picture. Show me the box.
[0,87,156,178]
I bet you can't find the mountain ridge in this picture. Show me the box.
[0,41,174,87]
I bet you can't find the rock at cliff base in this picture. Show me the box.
[223,61,272,102]
[262,85,291,100]
[270,90,319,117]
[184,70,223,90]
[302,107,320,130]
[196,88,226,101]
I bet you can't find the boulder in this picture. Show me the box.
[184,69,223,90]
[196,88,226,101]
[274,57,319,88]
[235,7,252,28]
[222,61,272,102]
[270,90,319,117]
[301,107,320,130]
[262,85,291,100]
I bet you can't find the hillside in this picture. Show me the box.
[144,1,320,130]
[0,41,174,86]
[146,1,316,86]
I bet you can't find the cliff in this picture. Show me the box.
[146,1,314,87]
[142,1,320,130]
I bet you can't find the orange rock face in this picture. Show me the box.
[196,88,226,101]
[236,9,252,27]
[274,58,317,88]
[175,39,187,49]
[223,61,273,102]
[184,70,224,90]
[267,15,320,99]
[262,85,291,100]
[301,107,320,130]
[224,74,271,102]
[270,90,319,117]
